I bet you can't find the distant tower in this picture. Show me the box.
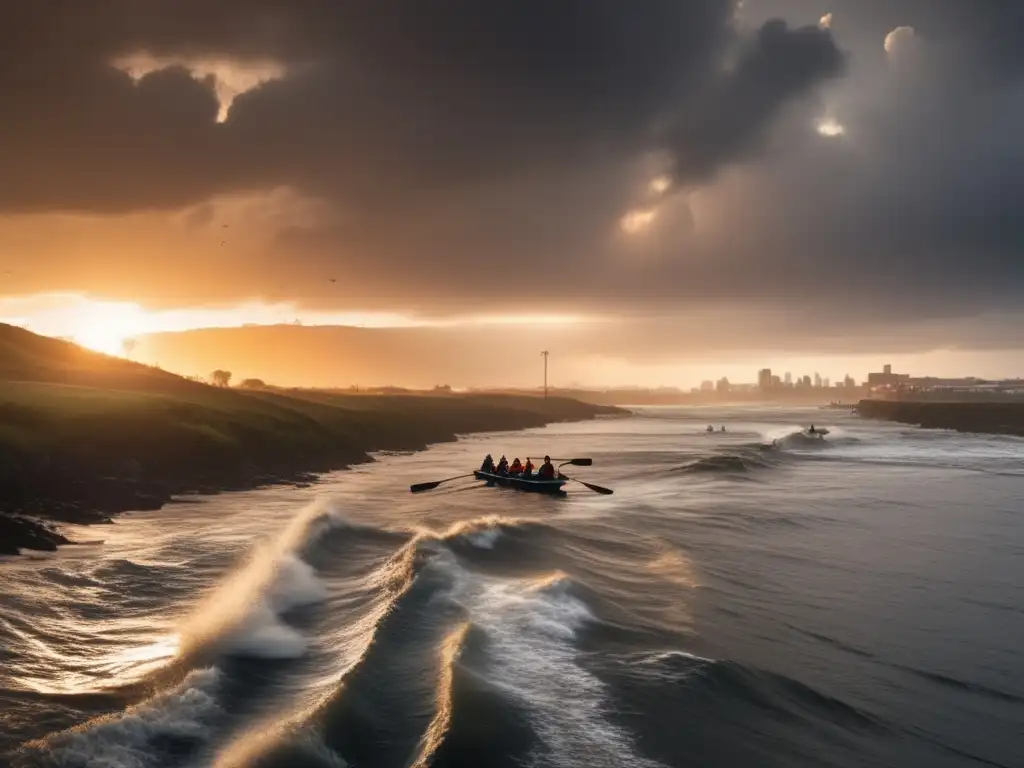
[541,350,549,399]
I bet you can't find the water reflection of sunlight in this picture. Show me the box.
[647,548,700,589]
[98,634,181,677]
[13,633,179,695]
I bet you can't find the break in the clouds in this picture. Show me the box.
[1,0,1023,353]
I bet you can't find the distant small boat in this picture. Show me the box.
[473,470,568,495]
[803,427,830,438]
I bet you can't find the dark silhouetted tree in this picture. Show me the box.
[239,378,266,389]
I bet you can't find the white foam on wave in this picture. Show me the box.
[466,528,502,550]
[178,500,345,660]
[218,554,329,659]
[454,570,663,768]
[644,649,713,664]
[27,667,222,768]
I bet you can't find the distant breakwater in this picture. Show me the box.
[857,399,1024,438]
[0,398,622,556]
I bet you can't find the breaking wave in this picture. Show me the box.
[671,443,785,476]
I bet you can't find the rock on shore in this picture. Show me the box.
[0,514,70,555]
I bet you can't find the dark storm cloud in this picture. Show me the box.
[3,0,1024,352]
[664,18,844,185]
[0,0,841,214]
[757,1,1024,304]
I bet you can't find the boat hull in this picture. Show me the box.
[474,470,568,495]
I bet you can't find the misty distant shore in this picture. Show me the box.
[0,323,622,556]
[857,399,1024,438]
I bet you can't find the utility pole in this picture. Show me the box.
[541,350,549,400]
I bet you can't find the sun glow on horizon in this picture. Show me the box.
[0,293,598,357]
[71,302,150,356]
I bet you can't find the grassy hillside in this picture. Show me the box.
[0,324,622,552]
[0,323,208,393]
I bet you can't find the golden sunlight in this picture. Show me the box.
[649,176,671,194]
[0,293,601,356]
[621,209,657,234]
[816,117,846,137]
[71,301,150,356]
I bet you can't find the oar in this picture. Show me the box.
[553,458,593,466]
[410,473,476,493]
[559,475,614,495]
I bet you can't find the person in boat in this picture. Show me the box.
[537,455,555,480]
[808,424,816,434]
[480,454,494,473]
[509,457,523,475]
[720,425,726,432]
[522,457,535,477]
[706,425,714,432]
[497,455,509,475]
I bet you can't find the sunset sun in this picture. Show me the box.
[71,301,149,357]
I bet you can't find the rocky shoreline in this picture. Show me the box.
[856,399,1024,437]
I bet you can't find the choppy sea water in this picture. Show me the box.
[1,406,1022,768]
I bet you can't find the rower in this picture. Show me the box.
[523,457,535,477]
[509,457,523,474]
[808,424,816,434]
[537,455,555,480]
[497,455,509,474]
[480,454,494,472]
[706,425,714,432]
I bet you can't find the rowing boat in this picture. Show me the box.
[409,458,611,495]
[473,470,568,495]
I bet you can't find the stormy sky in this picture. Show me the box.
[1,0,1023,379]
